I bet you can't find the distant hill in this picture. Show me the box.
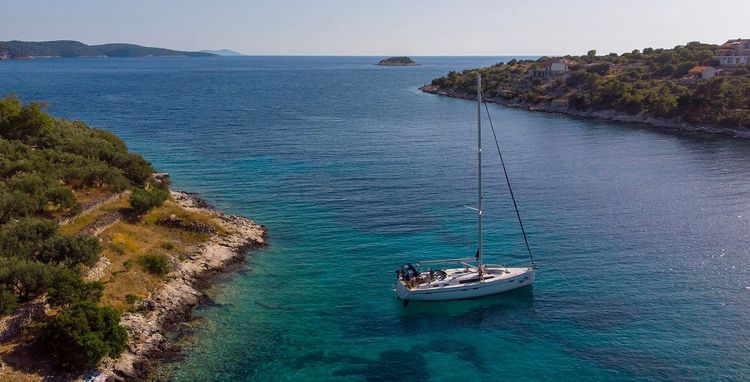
[0,40,216,59]
[201,49,244,56]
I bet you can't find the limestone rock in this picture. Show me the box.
[96,191,266,380]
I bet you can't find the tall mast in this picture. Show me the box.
[477,74,483,274]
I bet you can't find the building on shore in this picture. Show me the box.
[687,66,719,80]
[715,39,749,67]
[530,57,571,77]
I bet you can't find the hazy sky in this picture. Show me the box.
[1,0,748,55]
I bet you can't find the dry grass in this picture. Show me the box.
[142,200,227,236]
[0,323,57,382]
[71,186,111,206]
[61,195,223,311]
[0,368,44,382]
[0,194,224,380]
[97,199,220,311]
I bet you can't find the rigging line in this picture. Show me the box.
[480,90,536,267]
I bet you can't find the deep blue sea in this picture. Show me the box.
[1,56,749,381]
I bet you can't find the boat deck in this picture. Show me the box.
[408,265,528,291]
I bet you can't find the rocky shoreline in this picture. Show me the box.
[419,84,750,138]
[96,191,266,381]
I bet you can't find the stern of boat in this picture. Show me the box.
[393,280,410,300]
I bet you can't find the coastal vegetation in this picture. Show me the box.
[0,40,216,59]
[40,302,127,370]
[0,94,161,369]
[0,94,265,380]
[0,95,168,370]
[137,253,170,277]
[0,94,154,312]
[129,187,169,215]
[422,41,750,130]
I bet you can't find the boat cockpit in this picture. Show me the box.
[396,263,448,288]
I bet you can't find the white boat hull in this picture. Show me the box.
[394,266,534,301]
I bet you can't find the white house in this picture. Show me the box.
[546,58,570,73]
[715,39,750,67]
[530,58,571,77]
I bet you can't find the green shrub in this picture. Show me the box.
[0,191,37,223]
[568,93,590,111]
[0,217,58,259]
[0,289,17,316]
[125,294,138,305]
[0,259,57,301]
[161,241,175,250]
[0,97,54,141]
[657,63,676,76]
[586,63,611,76]
[41,234,101,268]
[567,63,583,71]
[80,161,128,190]
[673,61,696,78]
[120,153,154,186]
[40,302,127,370]
[566,71,588,88]
[129,188,169,215]
[138,253,170,276]
[46,270,103,307]
[110,242,126,255]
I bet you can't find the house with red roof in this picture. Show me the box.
[687,66,718,80]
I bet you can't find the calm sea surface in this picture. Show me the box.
[1,57,749,381]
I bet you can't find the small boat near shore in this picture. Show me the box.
[394,74,536,303]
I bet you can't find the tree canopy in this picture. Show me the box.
[0,95,154,369]
[40,301,127,370]
[0,96,157,308]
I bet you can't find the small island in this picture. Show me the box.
[421,40,750,136]
[377,56,418,66]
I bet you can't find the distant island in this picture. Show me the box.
[421,40,750,137]
[0,40,216,59]
[200,49,244,56]
[377,56,418,66]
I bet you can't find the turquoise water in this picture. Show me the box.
[1,57,749,381]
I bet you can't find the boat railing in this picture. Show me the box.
[417,257,476,266]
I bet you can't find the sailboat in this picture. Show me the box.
[394,74,536,302]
